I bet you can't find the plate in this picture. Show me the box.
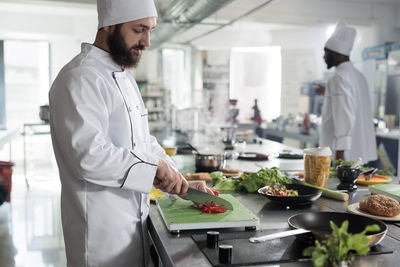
[238,152,268,161]
[150,188,166,202]
[347,202,400,221]
[258,184,322,205]
[356,174,392,185]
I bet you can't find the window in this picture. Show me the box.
[161,46,192,109]
[4,40,50,129]
[230,46,281,122]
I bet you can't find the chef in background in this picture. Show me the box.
[315,21,377,164]
[49,0,214,266]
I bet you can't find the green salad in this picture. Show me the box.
[262,184,299,197]
[211,167,291,193]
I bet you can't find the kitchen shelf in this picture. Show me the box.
[148,107,164,113]
[142,92,163,98]
[137,80,169,133]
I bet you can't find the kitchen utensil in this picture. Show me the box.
[238,152,268,161]
[39,105,50,122]
[293,179,349,201]
[336,165,361,191]
[153,178,232,209]
[156,195,259,232]
[186,143,200,154]
[304,147,332,188]
[249,228,310,243]
[249,212,387,247]
[347,202,400,222]
[288,212,387,247]
[193,152,225,172]
[257,183,322,205]
[351,157,363,169]
[364,168,378,181]
[277,152,303,159]
[221,126,236,150]
[186,187,233,210]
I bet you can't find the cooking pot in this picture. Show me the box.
[193,152,225,172]
[39,105,50,122]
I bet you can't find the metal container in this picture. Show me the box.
[194,152,225,172]
[39,105,50,122]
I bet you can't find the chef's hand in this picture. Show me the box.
[179,181,215,199]
[180,181,217,208]
[314,83,326,96]
[154,158,189,196]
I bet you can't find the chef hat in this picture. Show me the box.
[324,21,356,56]
[97,0,157,29]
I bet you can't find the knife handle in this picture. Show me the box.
[249,228,310,243]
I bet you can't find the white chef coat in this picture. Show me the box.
[49,43,172,267]
[319,61,377,163]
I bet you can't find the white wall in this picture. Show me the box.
[268,25,377,117]
[0,1,97,82]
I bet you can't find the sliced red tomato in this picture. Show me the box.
[201,201,227,214]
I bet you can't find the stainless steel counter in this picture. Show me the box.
[148,139,400,266]
[261,128,318,148]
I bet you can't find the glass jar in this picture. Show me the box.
[304,147,332,188]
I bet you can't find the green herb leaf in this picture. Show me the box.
[303,220,379,266]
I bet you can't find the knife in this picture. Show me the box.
[186,187,234,210]
[363,168,378,181]
[154,177,234,210]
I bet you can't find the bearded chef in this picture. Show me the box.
[315,21,377,164]
[49,0,214,266]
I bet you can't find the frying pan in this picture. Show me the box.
[250,212,387,247]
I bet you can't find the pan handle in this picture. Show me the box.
[249,228,310,243]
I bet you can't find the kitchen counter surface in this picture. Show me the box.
[148,138,400,267]
[376,129,400,140]
[261,128,318,148]
[0,127,20,148]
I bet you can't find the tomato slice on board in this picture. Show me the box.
[201,201,227,214]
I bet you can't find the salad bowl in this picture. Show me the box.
[258,183,322,205]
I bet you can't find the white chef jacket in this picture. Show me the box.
[49,43,172,267]
[319,61,377,163]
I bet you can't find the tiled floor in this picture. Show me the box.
[0,133,67,267]
[0,134,158,267]
[0,170,66,267]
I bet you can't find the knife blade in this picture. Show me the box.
[186,187,234,210]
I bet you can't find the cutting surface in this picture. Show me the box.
[156,194,259,230]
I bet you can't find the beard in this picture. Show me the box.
[324,52,335,69]
[107,24,145,68]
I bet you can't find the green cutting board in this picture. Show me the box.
[156,194,259,231]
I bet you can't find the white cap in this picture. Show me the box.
[324,21,356,56]
[97,0,157,30]
[304,147,332,156]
